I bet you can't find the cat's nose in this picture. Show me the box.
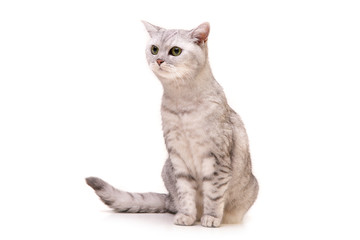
[156,59,164,66]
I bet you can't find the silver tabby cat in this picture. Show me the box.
[86,21,258,227]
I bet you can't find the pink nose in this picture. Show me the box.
[156,59,164,66]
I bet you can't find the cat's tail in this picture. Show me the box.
[86,177,172,213]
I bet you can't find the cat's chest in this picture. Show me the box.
[162,107,212,175]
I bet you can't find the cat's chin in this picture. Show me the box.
[153,70,176,82]
[151,64,176,80]
[150,63,195,84]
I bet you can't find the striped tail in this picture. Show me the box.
[86,177,170,213]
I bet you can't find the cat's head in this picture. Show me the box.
[142,21,210,85]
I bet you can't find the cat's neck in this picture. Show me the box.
[162,62,216,102]
[160,61,227,113]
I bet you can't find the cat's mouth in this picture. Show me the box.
[150,62,184,81]
[152,63,173,73]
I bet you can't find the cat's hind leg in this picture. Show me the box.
[222,174,259,224]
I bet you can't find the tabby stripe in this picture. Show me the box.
[202,175,214,181]
[128,192,135,200]
[102,199,114,206]
[206,194,222,202]
[211,152,232,171]
[118,208,131,213]
[211,153,220,164]
[168,147,182,159]
[162,105,194,116]
[138,208,147,213]
[175,173,196,181]
[219,168,230,174]
[220,164,232,170]
[216,181,229,189]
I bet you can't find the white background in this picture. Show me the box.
[1,0,359,239]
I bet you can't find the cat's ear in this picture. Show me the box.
[142,21,162,37]
[190,22,210,44]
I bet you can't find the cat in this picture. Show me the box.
[86,21,258,227]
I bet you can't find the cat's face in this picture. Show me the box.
[143,21,210,85]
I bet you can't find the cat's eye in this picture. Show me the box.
[151,45,159,55]
[169,47,182,56]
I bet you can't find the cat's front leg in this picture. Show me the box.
[201,153,232,227]
[170,154,197,226]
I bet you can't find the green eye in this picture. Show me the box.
[169,47,182,56]
[151,45,159,55]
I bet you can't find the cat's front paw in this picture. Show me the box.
[174,213,196,226]
[201,215,221,228]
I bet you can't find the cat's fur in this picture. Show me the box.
[86,21,258,227]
